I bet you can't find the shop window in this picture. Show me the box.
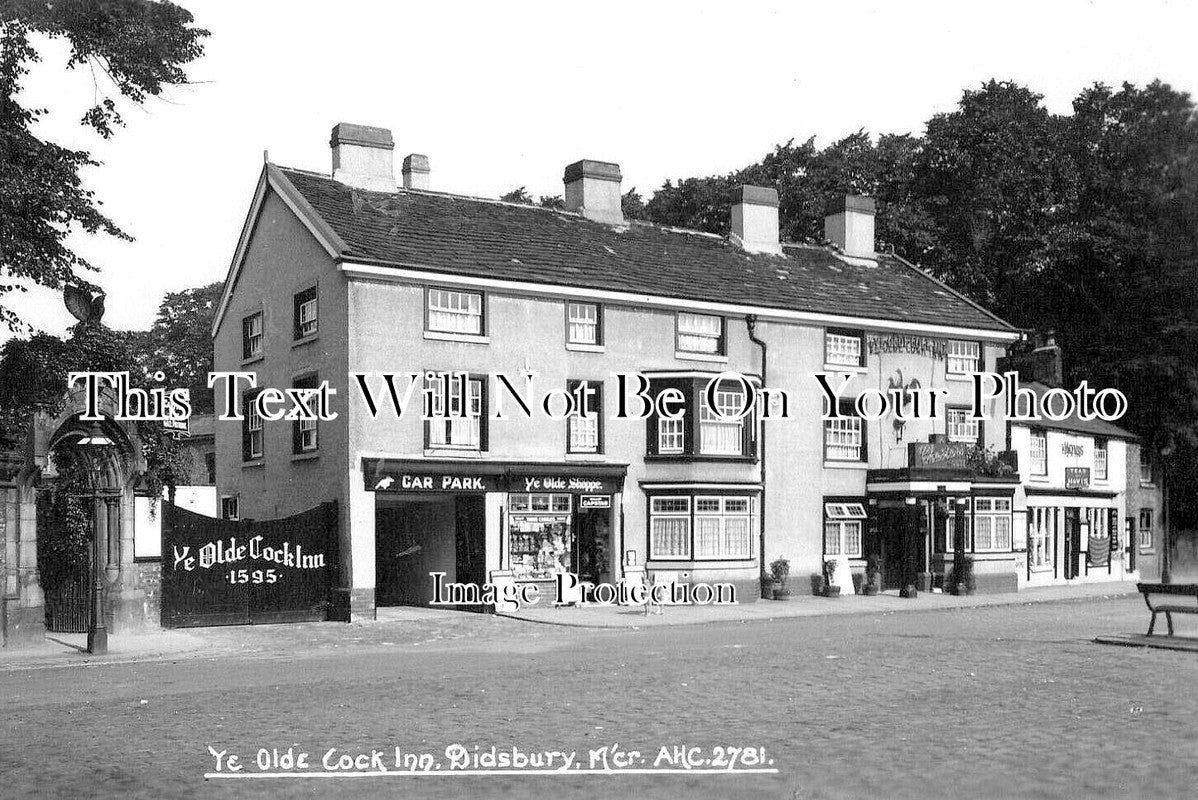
[972,497,1012,551]
[946,407,979,444]
[824,399,865,462]
[1030,430,1048,476]
[648,494,756,561]
[1139,509,1153,550]
[947,340,980,375]
[242,389,263,461]
[292,374,319,455]
[566,379,603,454]
[823,502,866,557]
[508,493,572,580]
[1094,438,1108,481]
[1028,507,1054,570]
[694,497,752,559]
[567,302,602,346]
[242,311,263,359]
[426,373,486,451]
[221,496,239,520]
[825,328,864,367]
[676,312,724,355]
[293,286,318,339]
[427,288,484,335]
[1139,450,1154,485]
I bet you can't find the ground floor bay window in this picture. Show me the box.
[648,492,756,562]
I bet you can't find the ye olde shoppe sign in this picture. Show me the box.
[365,458,626,496]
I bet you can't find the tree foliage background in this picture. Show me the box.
[0,0,207,330]
[506,79,1198,525]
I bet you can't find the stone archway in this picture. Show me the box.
[1,387,148,647]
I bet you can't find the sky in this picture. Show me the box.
[5,0,1197,340]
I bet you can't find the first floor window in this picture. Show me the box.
[947,407,979,444]
[973,497,1012,551]
[1139,509,1154,550]
[1030,430,1048,475]
[242,390,263,461]
[204,452,216,484]
[658,416,685,454]
[947,340,980,375]
[825,405,864,461]
[242,311,263,359]
[567,379,602,454]
[1140,450,1154,485]
[1094,439,1109,481]
[649,494,755,560]
[427,373,485,450]
[567,302,601,345]
[427,288,484,335]
[824,502,866,557]
[699,385,746,455]
[294,286,317,339]
[825,328,864,367]
[1028,507,1054,569]
[677,312,724,354]
[221,496,239,520]
[292,374,319,454]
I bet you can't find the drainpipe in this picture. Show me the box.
[745,315,768,599]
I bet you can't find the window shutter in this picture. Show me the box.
[646,395,659,456]
[293,292,303,340]
[478,377,489,451]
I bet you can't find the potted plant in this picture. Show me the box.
[769,558,791,600]
[822,559,841,597]
[956,556,975,596]
[862,556,880,596]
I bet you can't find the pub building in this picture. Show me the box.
[198,121,1154,626]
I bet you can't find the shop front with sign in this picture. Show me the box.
[362,459,626,607]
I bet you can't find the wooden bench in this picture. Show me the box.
[1137,583,1198,636]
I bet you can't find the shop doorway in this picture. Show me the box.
[874,506,924,591]
[375,494,486,607]
[574,505,613,584]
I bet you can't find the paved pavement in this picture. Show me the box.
[1,593,1195,800]
[501,580,1141,628]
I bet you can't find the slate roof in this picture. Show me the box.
[275,166,1017,333]
[1015,383,1139,440]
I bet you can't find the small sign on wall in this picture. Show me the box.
[579,495,611,509]
[1065,467,1090,490]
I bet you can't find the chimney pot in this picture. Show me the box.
[330,123,395,191]
[824,194,876,259]
[402,153,430,190]
[730,185,782,255]
[563,159,624,225]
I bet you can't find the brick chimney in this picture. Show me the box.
[997,331,1064,387]
[824,195,876,259]
[330,123,395,191]
[563,160,624,225]
[730,185,782,255]
[402,154,430,190]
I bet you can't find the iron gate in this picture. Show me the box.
[44,572,90,633]
[161,501,338,628]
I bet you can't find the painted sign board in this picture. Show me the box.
[1065,467,1091,490]
[579,495,612,509]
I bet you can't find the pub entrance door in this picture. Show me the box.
[874,505,925,591]
[1063,508,1082,580]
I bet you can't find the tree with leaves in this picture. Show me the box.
[139,280,221,412]
[0,0,207,330]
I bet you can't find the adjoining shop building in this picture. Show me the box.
[208,121,1153,621]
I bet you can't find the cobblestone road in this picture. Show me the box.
[1,597,1195,800]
